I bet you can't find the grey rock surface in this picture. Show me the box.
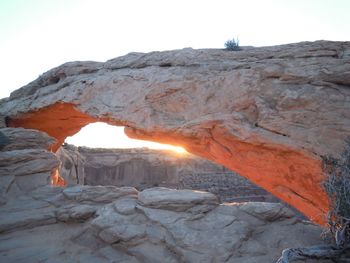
[0,185,332,263]
[0,149,58,177]
[137,187,219,211]
[0,128,59,200]
[0,127,56,151]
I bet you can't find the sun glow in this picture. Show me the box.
[170,146,188,154]
[65,122,188,154]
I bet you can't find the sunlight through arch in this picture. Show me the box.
[65,122,188,154]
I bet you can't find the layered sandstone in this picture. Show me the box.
[0,128,59,203]
[1,41,350,223]
[57,144,277,202]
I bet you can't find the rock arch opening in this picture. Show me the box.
[64,122,188,153]
[7,102,328,224]
[56,122,277,203]
[4,42,349,224]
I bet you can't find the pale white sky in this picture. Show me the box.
[1,0,349,150]
[65,122,188,152]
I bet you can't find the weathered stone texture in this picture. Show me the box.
[0,128,59,199]
[0,186,332,263]
[1,41,350,223]
[0,127,55,151]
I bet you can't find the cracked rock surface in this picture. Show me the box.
[0,185,332,263]
[0,128,59,202]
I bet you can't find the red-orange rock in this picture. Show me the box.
[7,103,97,152]
[1,41,350,224]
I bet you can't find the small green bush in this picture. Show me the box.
[225,37,240,51]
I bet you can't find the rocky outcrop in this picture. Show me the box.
[57,144,277,202]
[57,144,86,185]
[1,41,350,223]
[0,127,55,151]
[0,133,334,263]
[0,185,332,263]
[0,127,333,262]
[0,128,59,202]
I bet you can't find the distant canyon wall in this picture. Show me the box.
[57,144,277,203]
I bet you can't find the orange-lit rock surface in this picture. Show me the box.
[1,41,350,224]
[7,103,97,152]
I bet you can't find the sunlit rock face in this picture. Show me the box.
[1,41,350,224]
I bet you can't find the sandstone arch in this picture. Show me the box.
[1,41,350,224]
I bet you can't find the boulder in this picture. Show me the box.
[0,128,59,196]
[138,187,219,211]
[0,128,55,151]
[62,185,138,203]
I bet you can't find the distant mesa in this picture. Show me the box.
[57,143,279,203]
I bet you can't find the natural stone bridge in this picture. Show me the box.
[1,41,349,224]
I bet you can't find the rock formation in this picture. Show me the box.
[0,127,332,262]
[0,184,332,263]
[57,144,277,202]
[1,41,350,223]
[0,128,59,203]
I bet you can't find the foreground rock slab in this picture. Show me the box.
[1,41,349,223]
[138,187,219,211]
[0,185,332,263]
